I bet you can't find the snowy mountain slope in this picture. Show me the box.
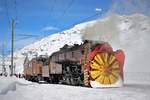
[1,32,83,74]
[1,13,150,84]
[12,32,83,74]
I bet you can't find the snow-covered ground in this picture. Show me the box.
[0,77,150,100]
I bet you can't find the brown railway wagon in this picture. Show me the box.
[24,57,44,81]
[32,58,43,76]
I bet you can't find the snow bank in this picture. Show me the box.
[0,77,150,100]
[0,77,32,94]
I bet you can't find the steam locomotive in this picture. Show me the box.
[24,40,125,88]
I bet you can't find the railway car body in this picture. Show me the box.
[24,40,125,88]
[49,44,84,85]
[24,55,48,82]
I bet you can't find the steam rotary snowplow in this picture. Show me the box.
[24,40,125,88]
[81,42,125,88]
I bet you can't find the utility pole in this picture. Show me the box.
[2,42,6,76]
[10,19,15,76]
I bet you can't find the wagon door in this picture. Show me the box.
[42,65,49,77]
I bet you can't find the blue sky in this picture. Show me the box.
[0,0,150,55]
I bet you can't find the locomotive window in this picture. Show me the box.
[72,51,74,57]
[81,50,84,54]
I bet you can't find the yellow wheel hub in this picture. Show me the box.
[90,52,120,85]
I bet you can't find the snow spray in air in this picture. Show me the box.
[79,13,150,84]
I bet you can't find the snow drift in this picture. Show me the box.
[0,77,150,100]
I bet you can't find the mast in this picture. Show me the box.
[10,19,15,76]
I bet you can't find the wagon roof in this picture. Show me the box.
[50,44,83,57]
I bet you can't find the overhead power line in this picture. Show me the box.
[13,0,18,21]
[15,34,40,42]
[49,0,56,17]
[4,0,11,27]
[16,34,40,37]
[57,13,100,32]
[60,0,75,18]
[71,13,100,26]
[52,0,75,31]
